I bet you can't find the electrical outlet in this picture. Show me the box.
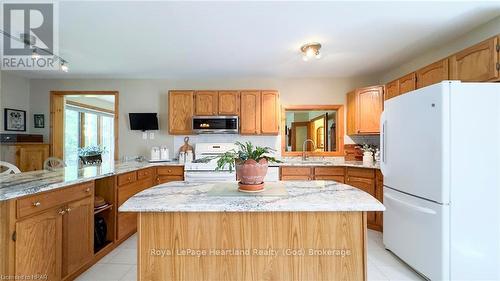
[142,132,148,140]
[149,132,155,140]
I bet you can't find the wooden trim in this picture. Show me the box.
[66,100,115,114]
[281,105,345,157]
[79,112,85,147]
[50,91,119,160]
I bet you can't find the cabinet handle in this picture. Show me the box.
[168,170,172,173]
[32,201,41,207]
[65,207,72,213]
[85,187,91,192]
[58,209,66,215]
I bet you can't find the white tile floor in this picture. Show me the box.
[76,230,424,281]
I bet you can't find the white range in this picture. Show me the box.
[381,81,500,280]
[184,142,279,182]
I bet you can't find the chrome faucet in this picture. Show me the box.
[302,139,316,161]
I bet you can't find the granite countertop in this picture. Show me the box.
[0,160,182,201]
[119,180,385,212]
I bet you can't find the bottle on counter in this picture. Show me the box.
[179,151,186,164]
[185,150,193,163]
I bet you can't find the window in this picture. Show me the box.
[64,104,115,165]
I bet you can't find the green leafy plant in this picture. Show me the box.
[211,141,281,172]
[78,145,106,157]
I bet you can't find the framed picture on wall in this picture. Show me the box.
[4,108,26,131]
[34,114,45,128]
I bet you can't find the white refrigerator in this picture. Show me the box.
[380,81,500,280]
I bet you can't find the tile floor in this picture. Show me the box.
[76,230,424,281]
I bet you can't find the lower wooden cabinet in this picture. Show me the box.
[280,167,312,180]
[0,143,49,172]
[62,197,93,278]
[15,206,63,281]
[156,166,184,185]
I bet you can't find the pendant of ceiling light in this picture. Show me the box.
[301,42,322,61]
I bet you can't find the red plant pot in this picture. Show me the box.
[236,158,268,192]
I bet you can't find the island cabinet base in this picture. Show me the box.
[138,211,367,281]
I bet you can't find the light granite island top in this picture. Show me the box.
[119,180,385,212]
[123,180,384,281]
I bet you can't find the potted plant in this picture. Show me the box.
[78,146,106,165]
[358,143,376,164]
[214,142,281,192]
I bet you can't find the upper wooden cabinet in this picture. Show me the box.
[384,80,399,100]
[416,58,449,89]
[168,91,194,135]
[346,86,384,135]
[240,91,261,135]
[398,72,416,95]
[218,91,239,115]
[450,36,499,82]
[194,91,218,116]
[260,91,280,135]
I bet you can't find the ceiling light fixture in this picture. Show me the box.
[32,48,40,60]
[300,42,322,61]
[60,60,69,72]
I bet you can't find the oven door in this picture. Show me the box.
[184,171,237,182]
[192,116,238,134]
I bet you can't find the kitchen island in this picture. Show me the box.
[120,180,384,281]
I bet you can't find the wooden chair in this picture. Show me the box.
[0,161,21,175]
[43,157,66,170]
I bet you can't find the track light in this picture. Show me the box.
[60,61,69,72]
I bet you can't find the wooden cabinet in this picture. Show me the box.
[384,80,399,100]
[0,143,49,172]
[345,167,382,231]
[62,197,93,278]
[346,86,384,135]
[240,91,261,135]
[260,91,280,135]
[218,91,239,115]
[168,91,194,135]
[450,36,499,82]
[280,166,312,180]
[398,72,416,94]
[15,207,63,281]
[194,91,218,116]
[416,58,449,89]
[313,167,345,183]
[156,166,184,185]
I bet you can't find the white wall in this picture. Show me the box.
[380,15,500,83]
[0,72,31,134]
[29,76,378,158]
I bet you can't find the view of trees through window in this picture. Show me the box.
[64,97,115,165]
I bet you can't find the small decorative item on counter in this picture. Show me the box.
[185,150,193,163]
[160,146,169,160]
[358,143,376,165]
[78,145,106,165]
[179,136,193,153]
[374,148,381,162]
[151,146,160,161]
[210,141,281,192]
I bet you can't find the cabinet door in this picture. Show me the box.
[260,91,280,135]
[240,91,261,135]
[345,176,377,227]
[450,36,499,82]
[194,91,218,116]
[356,86,383,134]
[416,58,449,89]
[398,72,416,95]
[62,197,93,278]
[168,91,194,134]
[19,145,49,172]
[385,80,399,100]
[15,207,62,281]
[346,90,357,135]
[218,91,239,115]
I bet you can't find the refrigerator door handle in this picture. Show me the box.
[384,193,437,215]
[380,111,387,175]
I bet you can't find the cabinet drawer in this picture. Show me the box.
[314,167,345,176]
[17,181,94,219]
[117,182,144,206]
[157,166,184,176]
[137,168,154,180]
[157,175,184,185]
[281,175,311,181]
[117,212,137,240]
[346,167,375,179]
[117,171,137,186]
[346,176,375,195]
[314,175,345,183]
[281,167,311,176]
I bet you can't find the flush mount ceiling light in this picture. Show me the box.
[301,42,322,61]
